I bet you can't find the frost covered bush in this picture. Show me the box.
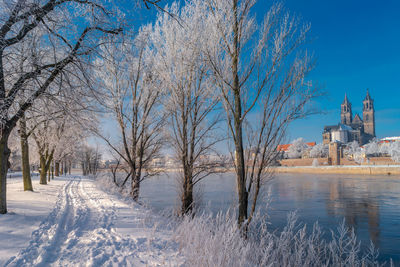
[95,172,132,199]
[344,141,364,164]
[312,158,319,167]
[175,211,386,267]
[359,139,400,163]
[309,143,329,158]
[387,141,400,163]
[364,139,381,156]
[287,138,310,159]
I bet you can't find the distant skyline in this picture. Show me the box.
[279,0,400,142]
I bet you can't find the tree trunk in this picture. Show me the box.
[19,115,33,191]
[181,178,194,215]
[0,134,11,214]
[131,173,140,201]
[232,0,248,227]
[81,162,85,176]
[55,161,59,176]
[235,120,248,226]
[39,155,47,185]
[47,166,50,182]
[51,164,54,179]
[60,161,64,175]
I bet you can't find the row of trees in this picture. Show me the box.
[0,0,320,229]
[95,0,319,227]
[344,140,400,164]
[284,138,400,165]
[0,0,157,214]
[284,138,329,159]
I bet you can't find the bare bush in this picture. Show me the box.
[174,211,385,267]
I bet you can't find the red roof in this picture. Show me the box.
[277,142,316,152]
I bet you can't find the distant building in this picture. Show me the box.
[277,142,316,152]
[380,136,400,143]
[323,90,376,145]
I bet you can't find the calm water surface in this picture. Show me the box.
[140,173,400,263]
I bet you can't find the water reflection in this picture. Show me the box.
[325,179,380,245]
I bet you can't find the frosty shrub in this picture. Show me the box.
[174,210,387,267]
[287,138,310,159]
[388,141,400,163]
[309,143,328,158]
[364,139,380,156]
[344,141,364,164]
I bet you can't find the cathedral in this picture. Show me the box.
[323,90,376,145]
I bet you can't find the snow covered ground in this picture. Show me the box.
[0,175,182,266]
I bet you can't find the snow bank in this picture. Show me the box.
[0,175,67,265]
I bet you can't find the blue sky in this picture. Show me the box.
[277,0,400,142]
[114,0,400,146]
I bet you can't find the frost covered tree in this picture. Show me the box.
[287,138,309,159]
[344,141,364,164]
[20,66,96,186]
[309,143,328,158]
[387,141,400,163]
[148,2,222,215]
[363,139,400,163]
[77,145,101,176]
[364,139,381,157]
[54,119,89,176]
[94,34,164,201]
[30,101,68,184]
[32,103,91,183]
[0,0,122,213]
[203,0,319,226]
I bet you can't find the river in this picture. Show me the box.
[139,172,400,263]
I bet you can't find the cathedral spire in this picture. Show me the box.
[341,93,352,124]
[363,89,375,137]
[343,93,349,104]
[364,89,371,101]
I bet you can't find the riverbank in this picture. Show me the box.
[274,165,400,175]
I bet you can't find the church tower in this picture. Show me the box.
[341,93,352,125]
[363,89,375,137]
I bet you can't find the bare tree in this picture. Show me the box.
[78,145,101,176]
[149,2,222,214]
[109,156,122,186]
[0,0,122,214]
[203,0,319,226]
[94,34,164,201]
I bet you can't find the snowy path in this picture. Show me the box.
[5,176,181,267]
